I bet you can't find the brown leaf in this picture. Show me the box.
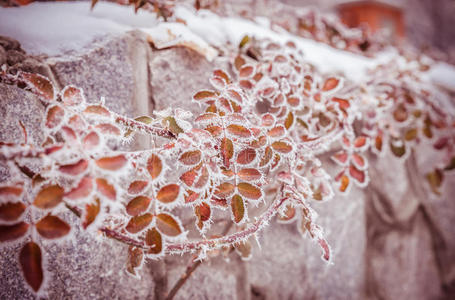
[65,176,93,200]
[156,213,182,237]
[0,186,23,201]
[59,159,88,176]
[259,146,273,167]
[179,150,202,166]
[237,183,262,200]
[271,141,292,154]
[126,246,143,276]
[34,185,64,209]
[194,165,209,189]
[237,148,256,165]
[36,215,70,239]
[193,90,217,101]
[145,228,163,255]
[277,205,296,222]
[45,105,64,129]
[126,196,151,216]
[284,111,294,130]
[126,213,153,234]
[0,222,29,242]
[62,85,84,106]
[19,242,43,292]
[231,194,245,223]
[427,169,443,195]
[195,202,211,230]
[322,77,340,92]
[82,198,100,229]
[128,180,148,195]
[180,168,198,187]
[156,184,180,204]
[22,72,54,101]
[96,155,127,171]
[0,202,26,222]
[220,138,234,168]
[147,154,162,179]
[95,178,116,201]
[214,182,235,198]
[227,124,251,138]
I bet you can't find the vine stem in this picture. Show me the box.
[100,195,289,254]
[113,114,176,139]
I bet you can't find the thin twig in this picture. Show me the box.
[114,114,176,139]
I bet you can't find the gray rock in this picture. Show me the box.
[0,35,23,52]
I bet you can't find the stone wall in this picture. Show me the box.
[1,31,454,300]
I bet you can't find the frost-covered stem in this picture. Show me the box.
[165,195,289,253]
[100,227,145,248]
[114,114,176,139]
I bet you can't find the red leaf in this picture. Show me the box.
[84,105,110,117]
[271,141,292,154]
[227,124,251,138]
[184,190,200,203]
[231,194,245,223]
[267,126,285,138]
[61,85,84,106]
[96,155,127,171]
[126,213,153,234]
[65,176,93,200]
[45,105,64,129]
[156,184,180,204]
[237,148,256,165]
[179,150,202,166]
[195,202,211,230]
[59,159,88,176]
[318,238,331,261]
[239,65,254,78]
[322,77,340,92]
[353,136,368,148]
[82,131,100,151]
[393,104,408,122]
[349,165,366,184]
[332,97,350,110]
[0,202,26,222]
[34,185,64,209]
[434,137,449,150]
[180,168,198,187]
[194,165,209,189]
[147,154,162,180]
[126,246,143,276]
[22,72,54,101]
[95,123,121,136]
[237,182,262,200]
[237,168,261,181]
[156,213,182,237]
[145,228,162,255]
[36,215,70,239]
[214,182,235,198]
[0,186,23,201]
[261,114,275,127]
[128,181,148,195]
[19,242,43,292]
[331,151,348,165]
[352,153,366,169]
[259,146,273,167]
[126,196,151,216]
[0,222,29,242]
[95,178,116,201]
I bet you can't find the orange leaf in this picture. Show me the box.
[147,154,162,179]
[22,72,54,101]
[179,150,202,166]
[237,182,262,200]
[126,213,153,234]
[19,242,43,292]
[322,77,340,92]
[0,222,29,242]
[259,146,273,167]
[220,138,233,168]
[82,198,100,229]
[62,85,84,106]
[65,176,93,200]
[156,184,180,204]
[96,178,116,201]
[59,159,88,176]
[128,180,148,195]
[96,155,127,171]
[231,194,245,223]
[271,141,292,154]
[237,168,261,181]
[227,124,251,138]
[349,165,366,184]
[338,175,350,192]
[36,215,70,239]
[34,185,64,209]
[195,202,211,230]
[214,182,235,198]
[45,105,64,129]
[180,168,198,187]
[193,90,217,101]
[284,111,294,130]
[126,196,151,216]
[156,213,182,237]
[237,148,256,165]
[267,126,285,138]
[239,65,254,78]
[277,205,296,222]
[353,136,367,148]
[145,228,163,255]
[0,186,23,201]
[0,202,26,222]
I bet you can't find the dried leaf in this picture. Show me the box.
[96,155,127,171]
[0,202,26,222]
[19,242,43,292]
[339,175,350,192]
[193,90,217,101]
[156,184,180,204]
[0,222,29,242]
[126,213,153,234]
[126,196,151,216]
[259,146,273,167]
[36,215,70,239]
[22,72,54,101]
[268,126,285,138]
[34,185,64,209]
[82,198,100,229]
[156,213,182,237]
[234,240,252,260]
[126,246,143,276]
[284,111,294,130]
[93,179,115,202]
[278,205,296,222]
[237,182,262,200]
[147,154,162,179]
[231,194,245,223]
[426,169,443,195]
[179,150,202,166]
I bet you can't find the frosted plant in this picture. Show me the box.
[0,36,454,296]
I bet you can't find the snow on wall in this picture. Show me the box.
[0,1,454,89]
